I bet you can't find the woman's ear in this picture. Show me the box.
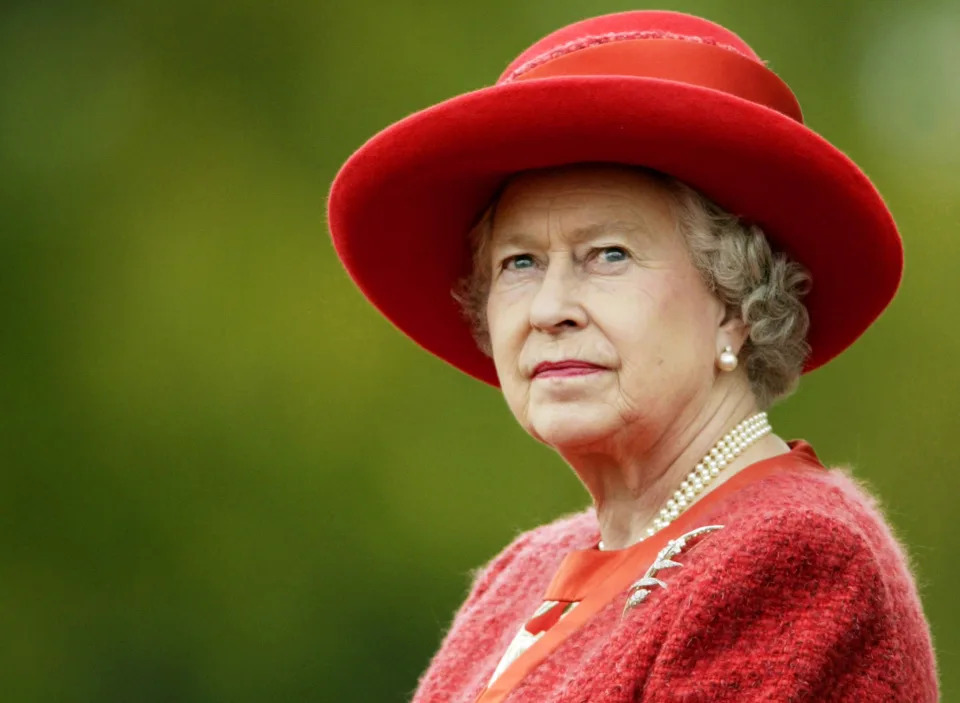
[717,313,750,355]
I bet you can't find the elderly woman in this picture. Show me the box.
[328,10,938,703]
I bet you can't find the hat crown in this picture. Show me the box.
[499,10,762,84]
[495,10,801,123]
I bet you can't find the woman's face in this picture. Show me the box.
[485,165,729,451]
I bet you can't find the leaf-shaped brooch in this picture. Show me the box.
[622,524,724,617]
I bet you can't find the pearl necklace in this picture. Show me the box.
[598,411,772,550]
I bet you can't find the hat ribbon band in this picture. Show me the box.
[508,39,803,123]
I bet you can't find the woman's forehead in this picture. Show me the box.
[492,165,675,241]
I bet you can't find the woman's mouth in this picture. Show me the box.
[532,360,608,379]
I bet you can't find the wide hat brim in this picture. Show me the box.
[328,74,902,386]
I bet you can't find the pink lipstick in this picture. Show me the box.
[532,360,607,379]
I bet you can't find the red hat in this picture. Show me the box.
[328,10,902,386]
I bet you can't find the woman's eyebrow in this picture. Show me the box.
[490,230,536,250]
[569,220,647,243]
[492,220,648,249]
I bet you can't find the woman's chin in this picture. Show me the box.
[527,407,620,450]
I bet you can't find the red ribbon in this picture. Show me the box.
[511,39,803,123]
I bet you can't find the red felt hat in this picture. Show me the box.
[328,10,902,386]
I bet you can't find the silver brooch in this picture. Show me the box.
[622,524,724,616]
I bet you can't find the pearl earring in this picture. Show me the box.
[717,345,738,372]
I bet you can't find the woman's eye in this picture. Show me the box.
[503,254,535,270]
[596,246,628,263]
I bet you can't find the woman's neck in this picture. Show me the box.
[559,388,789,551]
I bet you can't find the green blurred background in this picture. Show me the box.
[1,0,957,700]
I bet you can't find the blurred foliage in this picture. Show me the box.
[1,0,957,700]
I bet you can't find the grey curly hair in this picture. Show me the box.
[452,167,812,409]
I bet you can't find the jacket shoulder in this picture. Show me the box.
[701,463,919,574]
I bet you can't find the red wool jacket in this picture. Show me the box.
[411,449,938,702]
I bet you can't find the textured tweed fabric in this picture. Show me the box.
[411,454,938,702]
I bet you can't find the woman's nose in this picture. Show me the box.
[528,258,588,333]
